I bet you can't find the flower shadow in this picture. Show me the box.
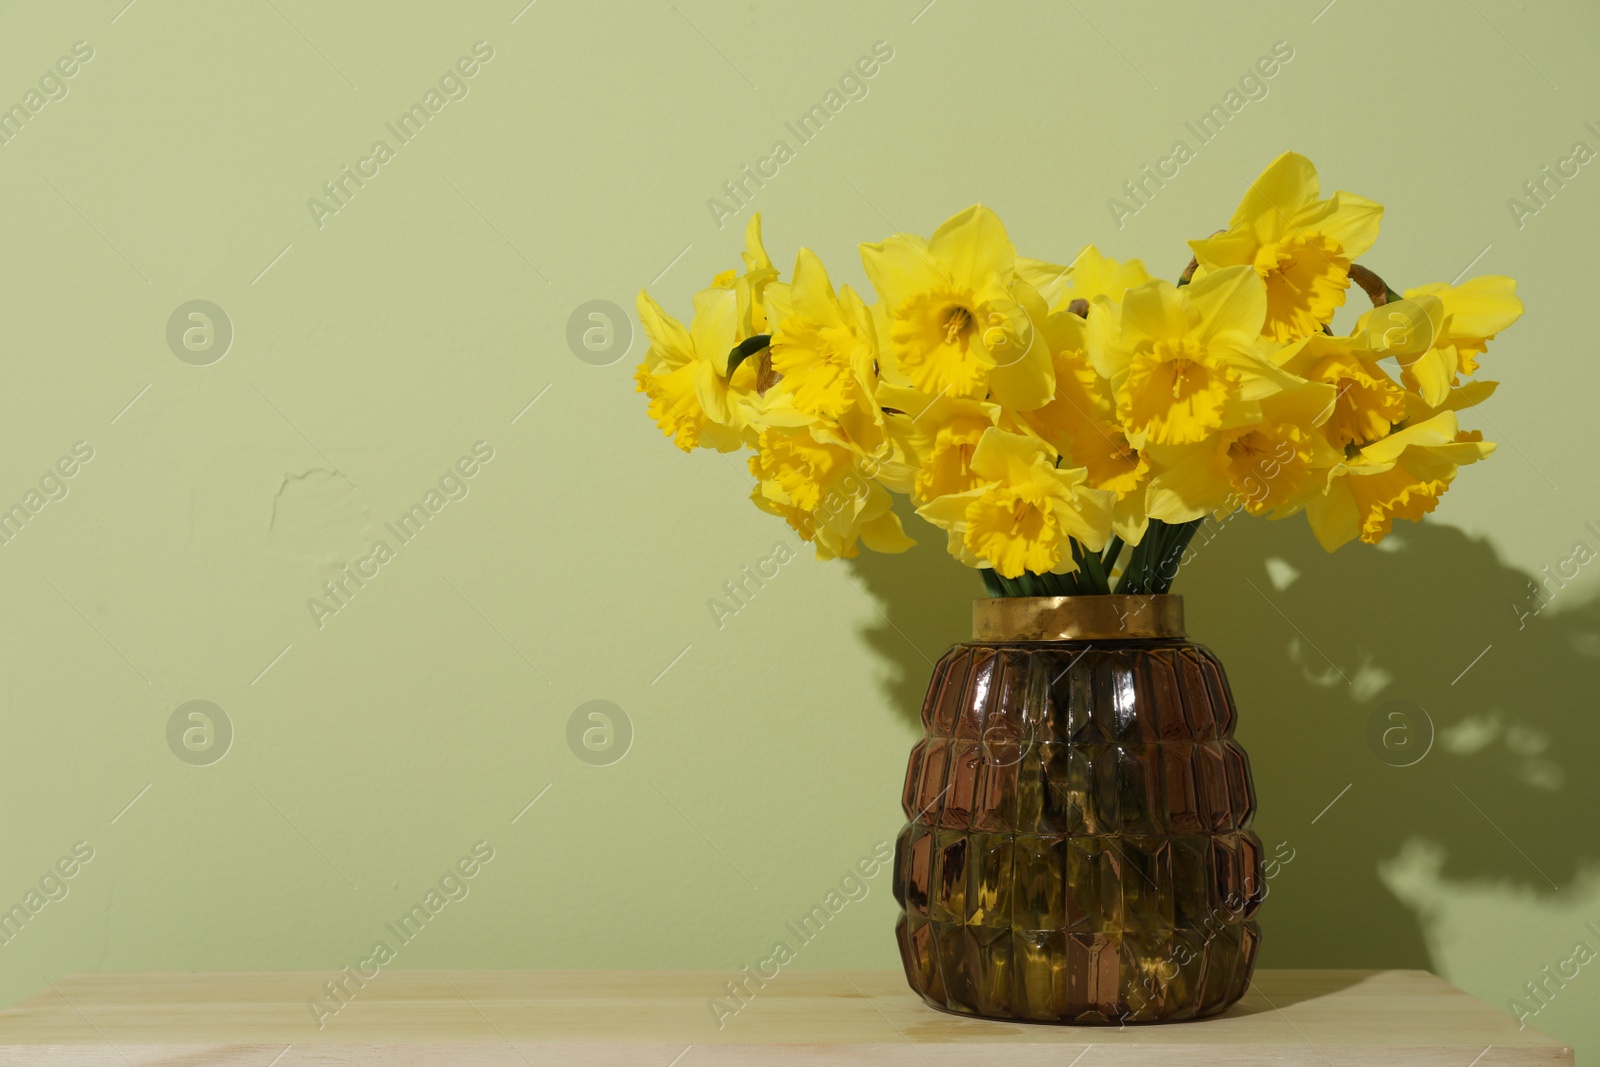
[849,505,1600,973]
[846,500,975,735]
[1181,515,1600,970]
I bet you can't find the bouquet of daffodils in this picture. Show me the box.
[633,153,1522,596]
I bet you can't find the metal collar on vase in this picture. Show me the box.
[973,595,1186,641]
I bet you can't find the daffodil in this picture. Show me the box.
[1361,276,1523,406]
[1274,332,1408,450]
[1042,408,1153,543]
[637,216,811,451]
[762,253,914,492]
[629,175,1521,590]
[1019,245,1154,312]
[1189,152,1383,342]
[1400,378,1497,424]
[916,428,1112,578]
[1303,410,1495,550]
[749,425,913,559]
[876,384,1000,505]
[635,286,755,452]
[1009,311,1152,542]
[1073,422,1151,504]
[765,249,877,421]
[1066,246,1156,306]
[1092,266,1289,448]
[712,213,780,340]
[861,205,1054,409]
[1014,312,1112,449]
[1145,379,1340,522]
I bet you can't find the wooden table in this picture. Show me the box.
[0,969,1571,1065]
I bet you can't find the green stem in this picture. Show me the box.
[1112,537,1139,595]
[1101,535,1125,576]
[1149,519,1204,593]
[983,535,1143,598]
[1141,526,1162,592]
[1072,538,1111,595]
[1128,525,1157,595]
[1113,520,1187,595]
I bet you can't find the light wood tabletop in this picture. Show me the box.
[0,968,1572,1065]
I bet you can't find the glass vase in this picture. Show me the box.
[892,594,1263,1023]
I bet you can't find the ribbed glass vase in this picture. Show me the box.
[892,594,1263,1023]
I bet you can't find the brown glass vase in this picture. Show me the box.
[892,595,1263,1023]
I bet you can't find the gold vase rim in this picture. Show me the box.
[973,594,1186,642]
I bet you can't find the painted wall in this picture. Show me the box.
[1,0,1596,1055]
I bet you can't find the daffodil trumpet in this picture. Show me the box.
[633,154,1522,596]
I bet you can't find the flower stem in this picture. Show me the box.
[1101,534,1125,576]
[980,529,1204,598]
[1071,538,1111,595]
[1149,519,1203,593]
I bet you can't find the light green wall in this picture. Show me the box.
[2,0,1597,1054]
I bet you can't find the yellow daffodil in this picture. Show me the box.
[1019,245,1154,312]
[1069,417,1154,545]
[1006,311,1153,542]
[1303,410,1495,550]
[635,286,755,452]
[749,426,913,559]
[1015,312,1113,449]
[1189,151,1383,342]
[861,205,1054,409]
[1400,378,1497,424]
[630,173,1521,587]
[1145,379,1340,522]
[1274,332,1408,450]
[877,384,1000,505]
[1066,246,1156,306]
[916,428,1112,578]
[710,213,780,340]
[1361,277,1523,406]
[762,255,913,494]
[1092,266,1290,448]
[1074,422,1151,503]
[729,214,777,337]
[635,215,790,451]
[765,249,877,421]
[1043,409,1153,543]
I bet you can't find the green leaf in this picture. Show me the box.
[725,333,771,378]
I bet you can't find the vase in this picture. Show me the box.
[891,594,1263,1023]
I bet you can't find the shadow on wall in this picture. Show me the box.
[849,505,1600,972]
[845,500,975,735]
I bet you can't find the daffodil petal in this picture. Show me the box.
[969,427,1053,483]
[860,234,947,306]
[1186,265,1268,351]
[1305,482,1360,551]
[1233,151,1319,239]
[928,205,1015,297]
[1300,191,1383,259]
[636,290,694,366]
